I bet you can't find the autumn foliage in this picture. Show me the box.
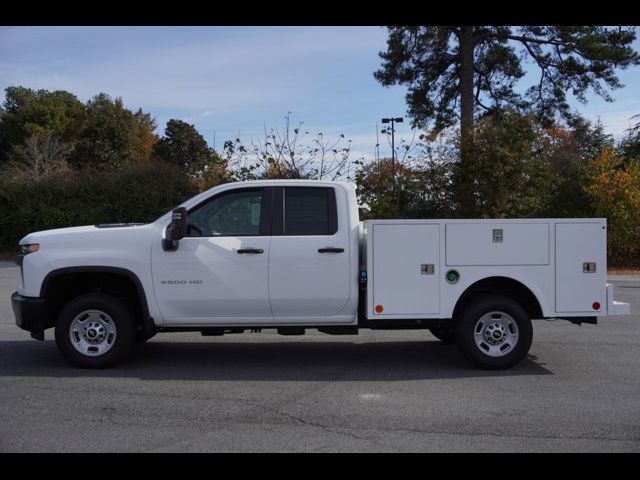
[356,111,640,266]
[584,149,640,266]
[2,85,640,266]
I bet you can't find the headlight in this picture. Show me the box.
[19,243,40,255]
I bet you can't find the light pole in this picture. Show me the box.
[381,117,403,200]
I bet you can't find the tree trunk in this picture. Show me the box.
[458,26,475,216]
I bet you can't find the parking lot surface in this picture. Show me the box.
[1,262,639,452]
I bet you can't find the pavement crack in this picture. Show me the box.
[226,396,394,449]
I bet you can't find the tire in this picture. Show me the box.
[55,293,136,368]
[428,325,456,344]
[455,295,533,370]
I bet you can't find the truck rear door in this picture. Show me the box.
[268,186,351,318]
[555,221,607,314]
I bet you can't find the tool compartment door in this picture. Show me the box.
[446,223,549,266]
[371,223,440,316]
[555,222,606,313]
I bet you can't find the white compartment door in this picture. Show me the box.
[555,222,606,313]
[446,223,549,266]
[372,224,440,316]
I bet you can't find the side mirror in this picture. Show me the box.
[168,207,187,241]
[163,207,187,251]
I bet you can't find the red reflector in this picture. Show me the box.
[592,302,601,310]
[375,304,384,313]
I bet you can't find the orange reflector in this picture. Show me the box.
[592,302,601,310]
[375,304,384,313]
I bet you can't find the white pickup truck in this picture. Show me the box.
[12,180,630,369]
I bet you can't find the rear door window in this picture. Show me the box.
[283,187,337,236]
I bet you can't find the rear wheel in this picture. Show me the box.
[455,295,533,370]
[428,325,456,344]
[55,293,135,368]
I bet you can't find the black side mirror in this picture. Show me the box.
[163,207,187,251]
[169,207,187,241]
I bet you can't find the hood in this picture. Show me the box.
[20,223,151,246]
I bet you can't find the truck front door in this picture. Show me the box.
[151,187,273,323]
[268,186,351,319]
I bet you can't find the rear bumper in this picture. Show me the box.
[607,284,631,316]
[11,291,46,340]
[609,301,631,315]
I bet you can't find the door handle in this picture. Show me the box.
[318,247,344,253]
[237,248,264,254]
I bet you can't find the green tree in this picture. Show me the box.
[375,26,638,210]
[0,86,85,162]
[375,27,639,135]
[154,119,227,190]
[69,93,157,169]
[355,157,454,219]
[619,115,640,160]
[565,115,614,159]
[0,162,198,252]
[538,115,613,217]
[454,111,556,217]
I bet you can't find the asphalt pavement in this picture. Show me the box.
[1,261,639,452]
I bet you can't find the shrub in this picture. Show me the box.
[0,161,198,252]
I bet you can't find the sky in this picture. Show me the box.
[1,26,640,162]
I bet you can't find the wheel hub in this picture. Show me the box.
[70,310,116,356]
[83,321,107,343]
[473,312,519,357]
[484,322,506,345]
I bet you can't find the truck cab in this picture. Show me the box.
[151,181,359,325]
[11,179,630,370]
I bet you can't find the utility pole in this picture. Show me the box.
[375,122,380,197]
[381,117,403,202]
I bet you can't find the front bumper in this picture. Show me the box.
[11,291,46,340]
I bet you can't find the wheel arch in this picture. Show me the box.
[40,266,153,335]
[452,276,544,321]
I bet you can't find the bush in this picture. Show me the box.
[0,161,198,252]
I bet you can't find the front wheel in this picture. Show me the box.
[455,295,533,370]
[55,293,135,368]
